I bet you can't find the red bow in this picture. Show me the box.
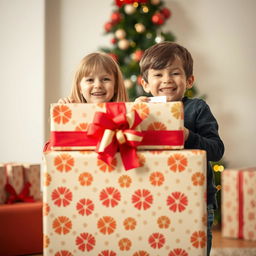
[5,182,35,204]
[87,102,143,170]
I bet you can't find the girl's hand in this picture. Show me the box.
[58,97,74,104]
[134,96,149,103]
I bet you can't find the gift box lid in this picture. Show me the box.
[50,102,184,151]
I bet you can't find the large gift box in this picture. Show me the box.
[43,149,207,256]
[221,167,256,241]
[50,102,184,151]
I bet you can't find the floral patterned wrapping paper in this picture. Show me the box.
[23,164,42,201]
[43,149,207,256]
[0,164,7,204]
[50,102,184,151]
[221,167,256,241]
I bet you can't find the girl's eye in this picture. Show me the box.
[85,78,93,82]
[103,77,111,81]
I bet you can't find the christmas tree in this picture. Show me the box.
[100,0,225,227]
[100,0,175,100]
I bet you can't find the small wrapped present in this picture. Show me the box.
[0,164,7,204]
[222,167,256,241]
[50,102,184,151]
[5,163,34,204]
[23,164,42,201]
[43,149,207,255]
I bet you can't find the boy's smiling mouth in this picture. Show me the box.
[159,87,177,93]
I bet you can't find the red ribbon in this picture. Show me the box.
[5,182,35,204]
[51,102,184,170]
[87,102,143,170]
[238,171,244,238]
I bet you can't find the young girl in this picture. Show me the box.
[44,52,129,151]
[59,51,128,103]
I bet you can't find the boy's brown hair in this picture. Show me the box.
[139,41,193,82]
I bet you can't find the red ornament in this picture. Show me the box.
[133,49,144,62]
[137,75,143,86]
[111,12,122,24]
[104,22,113,32]
[108,53,118,62]
[152,13,165,25]
[160,8,171,19]
[111,38,117,44]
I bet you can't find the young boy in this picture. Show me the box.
[136,41,224,256]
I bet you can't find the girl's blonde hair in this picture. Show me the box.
[70,52,128,102]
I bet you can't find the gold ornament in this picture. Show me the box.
[142,6,149,13]
[124,4,136,14]
[135,23,145,33]
[115,29,126,39]
[118,39,130,50]
[124,79,133,89]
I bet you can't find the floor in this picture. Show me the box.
[211,229,256,256]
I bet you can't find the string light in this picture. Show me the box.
[216,185,222,191]
[133,2,139,8]
[213,164,225,172]
[142,6,149,13]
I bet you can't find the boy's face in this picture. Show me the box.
[141,58,194,102]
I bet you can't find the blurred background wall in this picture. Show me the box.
[0,0,255,168]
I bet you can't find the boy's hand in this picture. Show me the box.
[135,96,149,103]
[184,127,190,141]
[58,97,74,104]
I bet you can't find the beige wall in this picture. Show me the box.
[1,0,255,168]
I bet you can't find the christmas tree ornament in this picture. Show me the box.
[111,11,122,24]
[118,39,130,50]
[155,34,165,43]
[135,23,145,33]
[110,38,117,44]
[115,29,126,39]
[107,52,118,62]
[132,49,144,62]
[152,12,165,25]
[104,22,113,32]
[146,32,153,39]
[124,4,136,14]
[160,7,171,19]
[124,79,133,89]
[151,0,161,5]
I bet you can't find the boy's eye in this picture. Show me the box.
[154,73,162,77]
[171,72,180,75]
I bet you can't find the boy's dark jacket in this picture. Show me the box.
[182,97,225,208]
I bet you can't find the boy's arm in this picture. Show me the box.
[184,101,224,162]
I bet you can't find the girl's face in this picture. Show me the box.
[80,69,115,103]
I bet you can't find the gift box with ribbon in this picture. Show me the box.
[50,102,184,152]
[3,163,35,204]
[43,149,207,255]
[0,164,7,204]
[23,164,42,201]
[221,167,256,241]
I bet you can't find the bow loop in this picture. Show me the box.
[88,102,143,170]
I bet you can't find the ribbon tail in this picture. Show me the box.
[5,183,18,204]
[97,142,118,166]
[120,145,140,171]
[19,182,35,203]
